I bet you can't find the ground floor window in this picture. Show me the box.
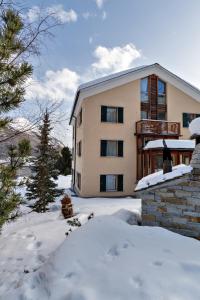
[100,174,123,192]
[76,172,81,190]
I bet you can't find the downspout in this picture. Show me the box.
[72,116,77,191]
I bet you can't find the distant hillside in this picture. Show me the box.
[0,117,63,159]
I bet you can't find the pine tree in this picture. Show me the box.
[0,139,31,230]
[26,111,63,213]
[56,146,72,176]
[0,8,33,129]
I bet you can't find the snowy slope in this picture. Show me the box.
[5,216,200,300]
[0,175,141,298]
[1,175,200,300]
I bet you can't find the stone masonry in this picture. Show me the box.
[135,143,200,239]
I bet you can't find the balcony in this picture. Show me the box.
[135,120,180,136]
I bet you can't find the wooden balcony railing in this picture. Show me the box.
[135,120,180,136]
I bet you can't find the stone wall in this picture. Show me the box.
[135,169,200,239]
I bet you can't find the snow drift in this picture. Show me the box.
[5,214,200,300]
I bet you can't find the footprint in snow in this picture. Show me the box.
[129,276,143,288]
[27,241,42,250]
[153,261,163,267]
[107,245,120,257]
[37,254,46,263]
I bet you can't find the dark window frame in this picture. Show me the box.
[77,140,82,157]
[183,113,200,128]
[100,174,123,192]
[100,140,123,157]
[101,106,124,123]
[76,172,81,190]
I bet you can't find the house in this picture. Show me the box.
[69,63,200,197]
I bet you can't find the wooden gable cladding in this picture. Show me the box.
[149,75,158,120]
[141,74,167,120]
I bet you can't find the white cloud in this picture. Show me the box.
[26,68,80,102]
[27,6,41,22]
[91,43,141,76]
[27,5,78,24]
[26,44,141,102]
[102,11,107,20]
[47,5,77,23]
[96,0,105,9]
[82,11,97,20]
[89,36,93,44]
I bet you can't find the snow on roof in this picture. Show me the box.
[78,65,147,91]
[144,139,195,150]
[189,117,200,136]
[135,164,192,191]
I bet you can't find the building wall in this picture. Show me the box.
[167,84,200,138]
[80,80,140,197]
[72,78,200,197]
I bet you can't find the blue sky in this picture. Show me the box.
[20,0,200,145]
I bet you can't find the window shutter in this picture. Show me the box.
[100,175,106,192]
[101,106,107,122]
[101,140,107,156]
[118,107,124,123]
[117,175,123,191]
[183,113,188,128]
[118,141,123,157]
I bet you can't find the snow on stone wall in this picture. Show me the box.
[135,168,200,239]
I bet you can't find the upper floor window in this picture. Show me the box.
[158,79,166,105]
[101,106,123,123]
[141,77,149,103]
[77,140,82,156]
[77,108,82,127]
[183,113,200,128]
[101,140,123,157]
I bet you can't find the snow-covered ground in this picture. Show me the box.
[1,175,200,299]
[0,175,141,299]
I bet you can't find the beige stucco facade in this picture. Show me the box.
[71,67,200,197]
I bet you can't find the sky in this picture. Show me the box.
[18,0,200,146]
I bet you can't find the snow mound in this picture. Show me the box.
[6,215,200,300]
[135,164,192,191]
[113,208,141,225]
[189,117,200,136]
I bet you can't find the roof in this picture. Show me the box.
[144,139,195,151]
[69,63,200,124]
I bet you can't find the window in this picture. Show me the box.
[141,77,149,103]
[77,109,82,127]
[157,111,166,120]
[158,79,166,105]
[77,141,82,156]
[183,113,200,128]
[100,174,123,192]
[101,106,123,123]
[76,172,81,190]
[141,110,148,119]
[101,140,123,157]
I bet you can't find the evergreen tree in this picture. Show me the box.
[56,146,72,176]
[0,8,33,129]
[26,111,63,213]
[0,139,31,230]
